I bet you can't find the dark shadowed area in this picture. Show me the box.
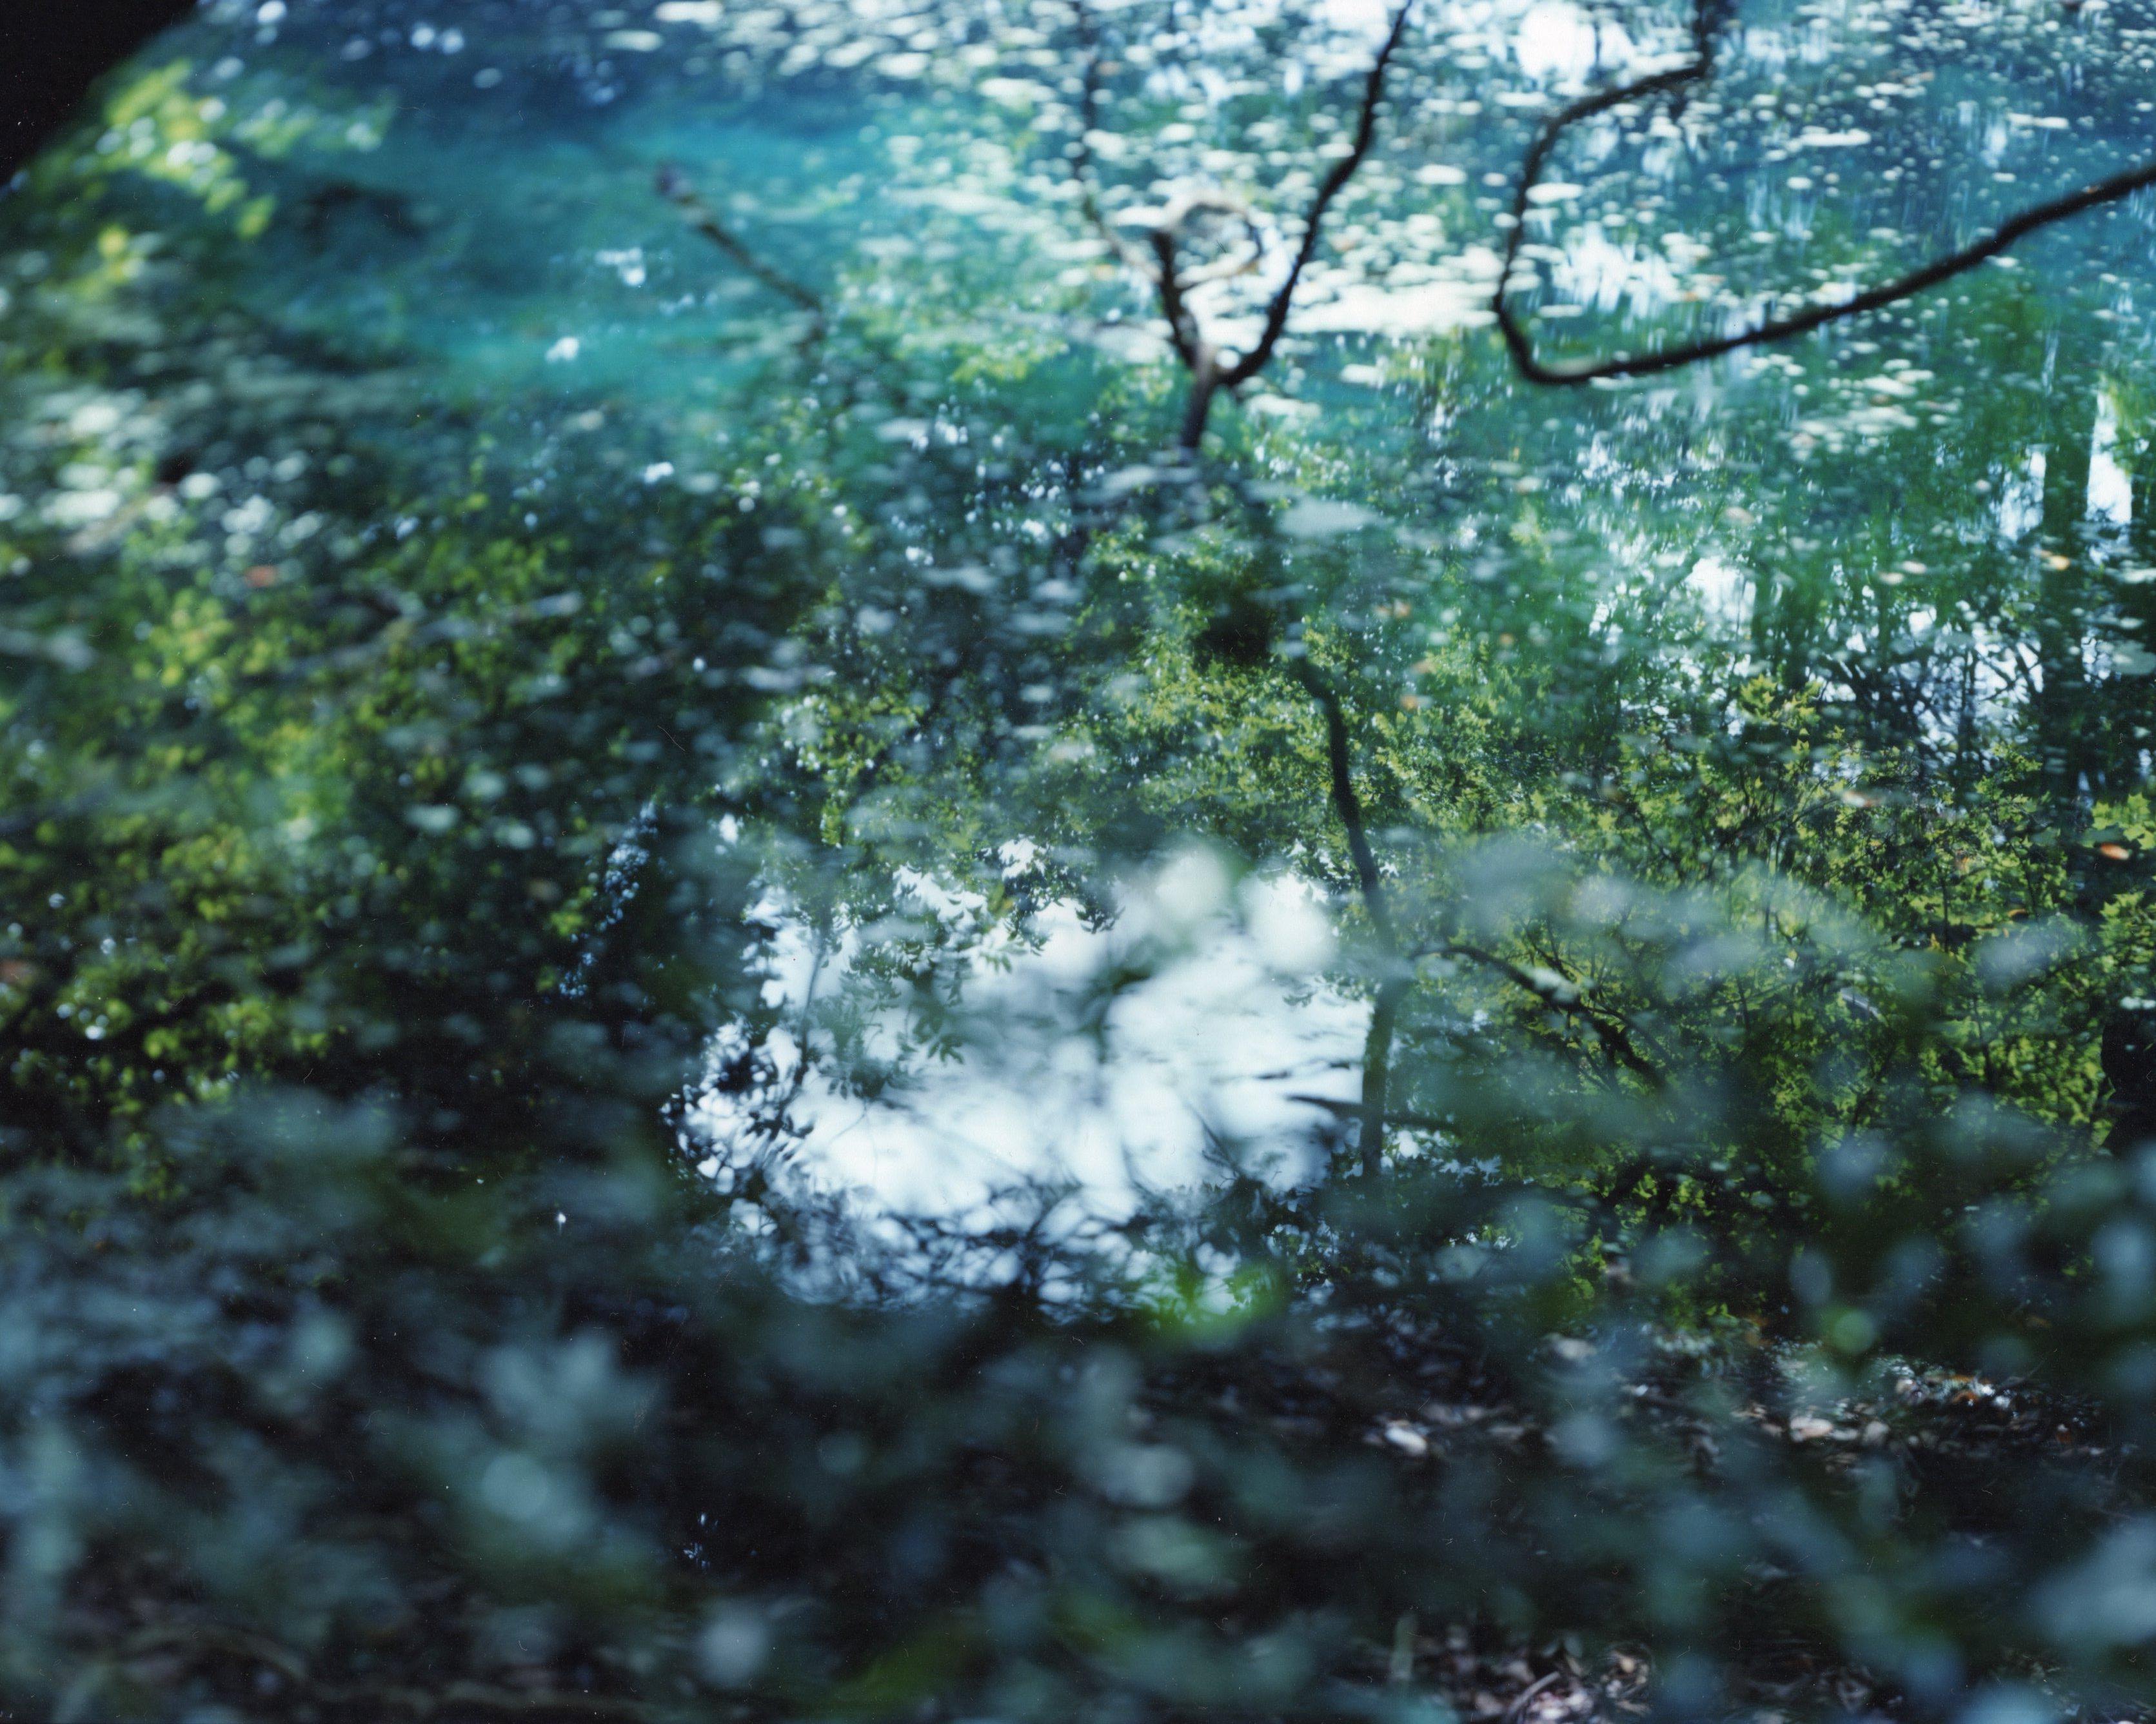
[0,0,195,181]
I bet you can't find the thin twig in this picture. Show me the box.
[658,164,827,335]
[1493,0,2156,384]
[768,920,829,1134]
[1069,0,1414,447]
[1070,1,1160,280]
[1425,938,1665,1087]
[1289,1090,1450,1134]
[1508,1670,1567,1720]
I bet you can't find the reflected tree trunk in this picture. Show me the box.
[2030,321,2099,821]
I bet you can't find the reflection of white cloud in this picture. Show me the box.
[1292,275,1497,337]
[1516,0,1598,83]
[693,862,1365,1231]
[1316,0,1398,45]
[1688,555,1752,631]
[1545,228,1686,321]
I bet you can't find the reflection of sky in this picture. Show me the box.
[693,853,1367,1226]
[1514,0,1602,83]
[2091,392,2134,529]
[1320,0,1614,79]
[1988,397,2135,540]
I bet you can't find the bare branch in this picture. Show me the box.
[1069,0,1414,448]
[1423,938,1665,1088]
[1216,0,1416,394]
[1149,221,1206,372]
[1494,0,2156,384]
[658,164,826,333]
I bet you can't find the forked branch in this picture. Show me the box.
[1071,0,1415,448]
[1218,0,1416,400]
[1494,0,2156,384]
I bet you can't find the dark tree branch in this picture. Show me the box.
[1287,660,1394,949]
[1149,214,1215,372]
[1069,0,1414,448]
[658,165,826,335]
[1289,1091,1450,1134]
[1287,658,1403,1176]
[1423,938,1665,1088]
[1071,3,1161,281]
[1215,0,1416,395]
[1069,6,1269,290]
[1494,0,2156,384]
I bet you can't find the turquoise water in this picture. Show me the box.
[48,0,2156,431]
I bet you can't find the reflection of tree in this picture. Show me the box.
[1283,657,1403,1175]
[2031,319,2101,815]
[17,11,2156,1714]
[1069,0,1415,450]
[1494,0,2156,382]
[1059,0,2156,1181]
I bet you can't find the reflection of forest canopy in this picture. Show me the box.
[8,2,2156,1718]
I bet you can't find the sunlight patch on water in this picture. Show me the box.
[1688,555,1754,632]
